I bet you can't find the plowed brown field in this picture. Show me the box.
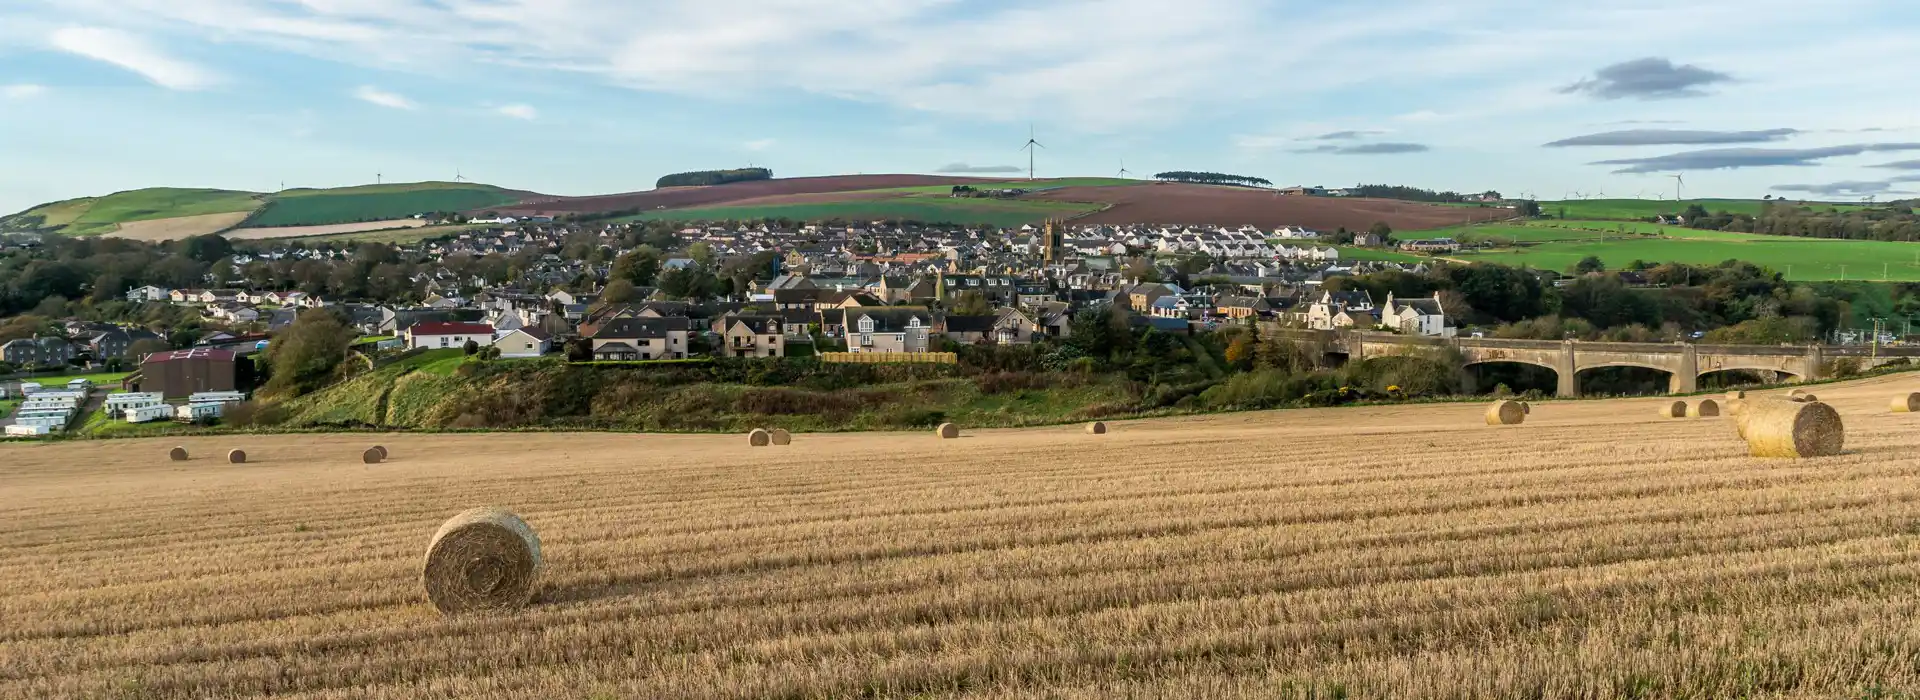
[1035,183,1513,230]
[5,376,1919,698]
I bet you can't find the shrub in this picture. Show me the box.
[224,400,290,427]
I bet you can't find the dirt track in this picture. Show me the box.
[5,376,1919,698]
[1036,183,1512,229]
[496,174,998,216]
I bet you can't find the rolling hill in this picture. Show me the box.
[1,182,538,240]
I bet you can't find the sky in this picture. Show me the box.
[4,0,1920,214]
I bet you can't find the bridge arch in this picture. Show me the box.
[1463,358,1567,397]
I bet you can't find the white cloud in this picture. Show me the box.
[48,26,219,90]
[354,85,416,110]
[3,84,47,99]
[742,138,775,151]
[494,103,537,120]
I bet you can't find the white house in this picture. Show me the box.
[1380,293,1453,337]
[493,328,552,358]
[125,285,171,303]
[405,321,496,350]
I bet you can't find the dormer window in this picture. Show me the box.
[907,317,921,328]
[858,317,875,333]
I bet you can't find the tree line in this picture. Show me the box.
[1346,184,1486,203]
[654,168,774,188]
[1678,202,1920,242]
[1152,172,1273,187]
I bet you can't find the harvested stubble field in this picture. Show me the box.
[4,376,1920,698]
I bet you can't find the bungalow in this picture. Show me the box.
[406,321,496,350]
[1400,238,1461,253]
[494,328,553,358]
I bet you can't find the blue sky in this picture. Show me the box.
[4,0,1920,214]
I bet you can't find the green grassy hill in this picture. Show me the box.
[1,188,263,235]
[245,182,532,227]
[2,182,536,236]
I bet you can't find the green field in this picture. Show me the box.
[1334,246,1423,263]
[622,198,1106,227]
[19,371,135,388]
[271,223,486,245]
[1448,232,1920,280]
[1406,220,1675,244]
[247,183,528,227]
[2,188,262,235]
[1539,198,1883,221]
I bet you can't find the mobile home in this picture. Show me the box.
[175,403,223,422]
[105,392,166,411]
[5,425,51,437]
[125,404,175,423]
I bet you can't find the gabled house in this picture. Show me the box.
[589,316,691,361]
[1380,293,1452,337]
[125,285,171,303]
[848,309,934,353]
[940,315,998,345]
[721,316,786,358]
[494,327,553,358]
[1,336,75,368]
[1305,290,1375,330]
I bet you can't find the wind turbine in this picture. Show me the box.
[1670,174,1685,202]
[1117,157,1132,178]
[1021,124,1045,180]
[454,168,468,183]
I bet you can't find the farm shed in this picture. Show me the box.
[140,348,237,399]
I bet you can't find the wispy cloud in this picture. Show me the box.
[1294,142,1431,155]
[354,85,416,110]
[1770,180,1917,197]
[494,103,537,120]
[1545,128,1799,147]
[936,163,1023,174]
[1872,160,1920,171]
[49,27,219,90]
[742,138,776,152]
[2,84,46,99]
[1561,57,1732,100]
[1312,130,1386,141]
[1593,143,1920,173]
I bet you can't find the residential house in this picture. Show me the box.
[1,336,75,368]
[1305,290,1375,330]
[848,309,934,353]
[1400,238,1461,253]
[1379,293,1452,337]
[405,321,496,350]
[493,328,553,358]
[1333,307,1379,329]
[125,285,171,303]
[721,316,786,358]
[992,307,1039,345]
[85,328,162,360]
[1123,282,1182,313]
[941,315,997,344]
[589,317,692,361]
[1213,295,1271,320]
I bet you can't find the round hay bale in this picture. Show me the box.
[1787,388,1809,398]
[1485,400,1525,426]
[1728,399,1751,439]
[770,428,792,445]
[168,446,189,461]
[747,428,771,447]
[1725,390,1747,401]
[1689,399,1721,418]
[227,449,247,464]
[1086,421,1108,435]
[1659,401,1688,419]
[1892,392,1920,413]
[1743,399,1844,459]
[422,507,542,615]
[937,423,960,439]
[362,447,385,464]
[1787,393,1818,403]
[374,445,389,459]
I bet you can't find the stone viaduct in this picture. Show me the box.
[1260,326,1920,396]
